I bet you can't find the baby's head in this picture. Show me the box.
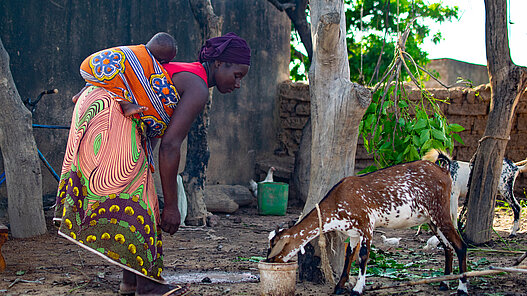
[146,32,177,64]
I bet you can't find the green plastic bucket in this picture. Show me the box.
[257,182,289,216]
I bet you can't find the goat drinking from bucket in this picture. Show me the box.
[267,150,468,295]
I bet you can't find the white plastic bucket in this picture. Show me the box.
[258,261,298,296]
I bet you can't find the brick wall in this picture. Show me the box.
[278,81,527,196]
[278,82,311,156]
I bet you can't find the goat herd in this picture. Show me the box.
[265,149,526,295]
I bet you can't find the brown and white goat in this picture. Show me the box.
[267,151,468,295]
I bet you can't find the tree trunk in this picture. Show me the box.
[464,0,527,244]
[0,37,47,238]
[300,0,371,282]
[182,0,223,226]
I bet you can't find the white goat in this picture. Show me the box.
[267,150,468,295]
[423,152,526,236]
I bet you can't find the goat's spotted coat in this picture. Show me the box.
[437,157,525,236]
[267,153,468,296]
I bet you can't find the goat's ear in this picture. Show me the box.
[268,237,290,259]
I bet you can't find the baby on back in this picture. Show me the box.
[118,32,178,116]
[73,32,178,117]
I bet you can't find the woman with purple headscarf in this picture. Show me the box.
[116,32,250,296]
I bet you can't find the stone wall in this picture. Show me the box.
[278,81,527,196]
[278,82,311,156]
[0,1,290,203]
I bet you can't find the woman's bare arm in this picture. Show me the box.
[158,72,209,234]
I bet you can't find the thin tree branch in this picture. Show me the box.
[292,47,306,60]
[267,0,312,61]
[369,0,391,86]
[266,0,296,11]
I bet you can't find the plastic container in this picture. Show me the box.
[257,182,289,215]
[258,261,298,296]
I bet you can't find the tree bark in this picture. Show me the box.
[464,0,527,244]
[0,37,47,238]
[300,0,371,282]
[183,0,223,226]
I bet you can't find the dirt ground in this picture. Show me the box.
[0,202,526,296]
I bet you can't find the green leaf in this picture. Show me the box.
[419,129,430,145]
[448,123,465,132]
[409,146,420,160]
[431,129,447,141]
[413,119,427,130]
[235,256,266,263]
[380,141,392,151]
[358,165,379,174]
[412,135,420,146]
[403,144,411,155]
[398,100,409,108]
[452,133,465,145]
[422,139,433,152]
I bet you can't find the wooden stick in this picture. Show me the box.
[469,248,526,254]
[490,266,527,274]
[367,265,527,291]
[513,251,527,266]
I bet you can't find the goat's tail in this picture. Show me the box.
[422,148,452,172]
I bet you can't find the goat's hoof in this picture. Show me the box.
[439,281,449,291]
[457,289,468,296]
[333,286,348,295]
[508,233,517,238]
[350,291,362,296]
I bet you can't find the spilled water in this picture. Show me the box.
[164,270,259,284]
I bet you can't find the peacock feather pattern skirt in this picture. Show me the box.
[53,86,165,282]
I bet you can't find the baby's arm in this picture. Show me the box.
[118,100,148,117]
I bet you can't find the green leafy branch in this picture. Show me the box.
[359,19,465,172]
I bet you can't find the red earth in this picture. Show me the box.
[0,203,526,296]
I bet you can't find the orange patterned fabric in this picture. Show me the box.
[54,86,165,282]
[80,45,179,138]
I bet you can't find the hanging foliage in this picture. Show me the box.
[359,20,466,172]
[275,0,465,171]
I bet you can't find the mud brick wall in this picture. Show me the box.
[278,81,527,196]
[278,82,311,156]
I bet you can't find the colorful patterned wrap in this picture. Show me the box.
[80,44,179,139]
[53,86,165,282]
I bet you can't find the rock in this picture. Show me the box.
[203,189,239,214]
[206,214,221,227]
[207,184,255,207]
[201,276,212,283]
[204,184,256,208]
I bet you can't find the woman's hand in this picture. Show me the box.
[160,204,181,235]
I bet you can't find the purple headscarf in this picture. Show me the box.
[199,32,251,66]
